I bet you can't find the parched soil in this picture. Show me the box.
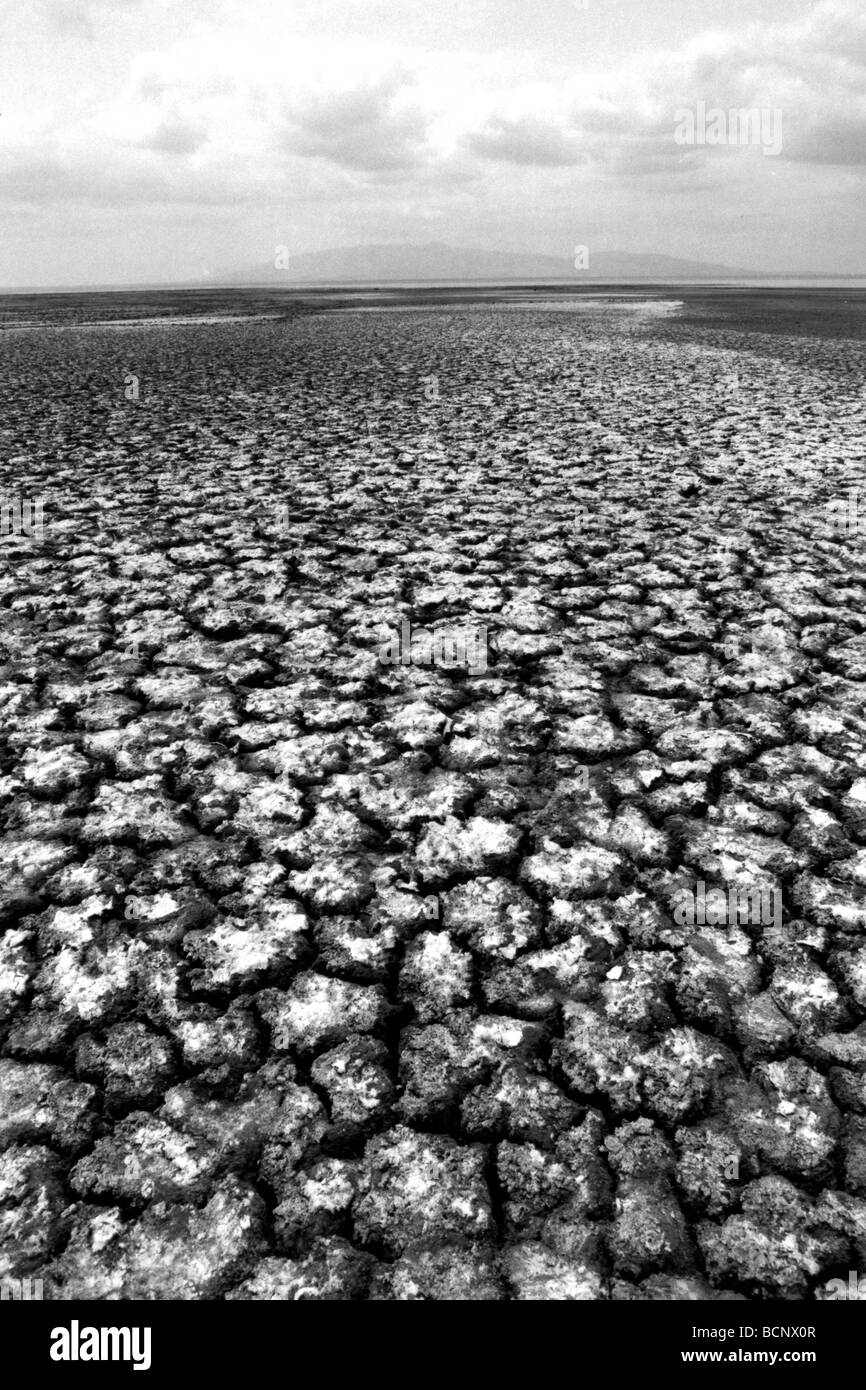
[1,294,866,1300]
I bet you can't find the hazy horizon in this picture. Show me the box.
[3,242,866,297]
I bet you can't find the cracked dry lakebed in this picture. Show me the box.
[1,284,866,1301]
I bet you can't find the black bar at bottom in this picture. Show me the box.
[4,1298,860,1379]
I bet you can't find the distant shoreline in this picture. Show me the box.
[2,276,866,297]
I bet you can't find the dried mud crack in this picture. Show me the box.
[2,295,866,1300]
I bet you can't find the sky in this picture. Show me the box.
[1,0,864,286]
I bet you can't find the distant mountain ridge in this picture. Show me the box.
[222,240,754,284]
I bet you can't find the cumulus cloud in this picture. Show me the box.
[786,114,866,164]
[655,0,866,167]
[282,72,433,171]
[457,0,866,173]
[465,114,588,166]
[138,117,209,155]
[42,0,145,40]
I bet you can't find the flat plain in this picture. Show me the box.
[2,285,866,1300]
